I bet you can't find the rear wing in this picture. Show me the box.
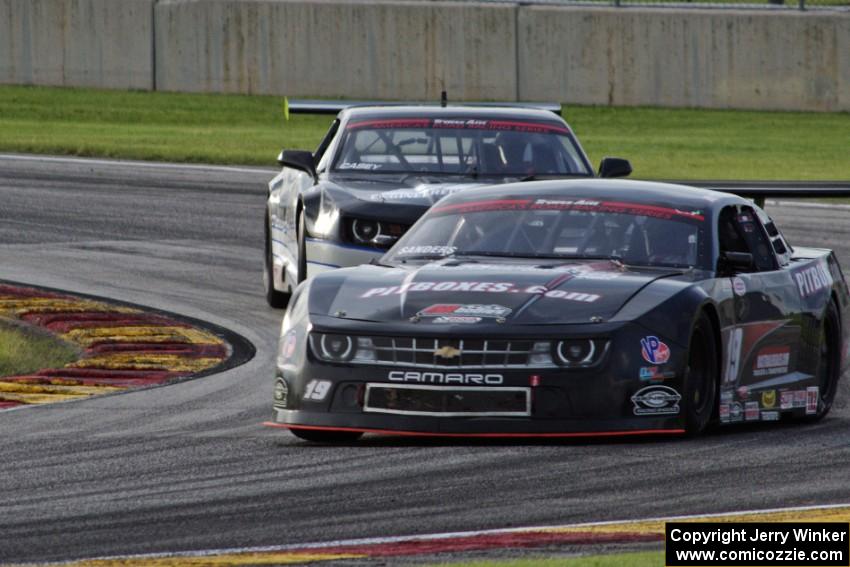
[697,182,850,208]
[283,97,562,117]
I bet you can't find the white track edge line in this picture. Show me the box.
[26,501,850,566]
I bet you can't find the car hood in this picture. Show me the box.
[324,174,505,207]
[318,259,684,325]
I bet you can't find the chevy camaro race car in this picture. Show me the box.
[266,179,849,442]
[264,102,632,307]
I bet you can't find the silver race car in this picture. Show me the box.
[264,101,632,307]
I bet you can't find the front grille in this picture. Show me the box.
[364,384,531,417]
[368,336,545,369]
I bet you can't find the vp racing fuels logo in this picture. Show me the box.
[631,385,681,415]
[640,336,670,364]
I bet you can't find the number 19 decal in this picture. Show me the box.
[303,380,332,401]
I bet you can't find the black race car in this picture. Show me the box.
[266,179,849,442]
[264,101,632,307]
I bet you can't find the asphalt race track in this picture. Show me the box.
[1,154,849,564]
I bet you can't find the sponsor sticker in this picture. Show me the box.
[806,386,819,415]
[793,259,833,299]
[737,386,750,400]
[729,402,743,422]
[793,390,807,408]
[631,385,681,416]
[720,390,734,403]
[419,304,512,319]
[640,336,670,365]
[395,245,457,257]
[279,330,297,361]
[360,281,600,303]
[780,390,794,410]
[639,366,676,382]
[761,410,780,422]
[753,345,790,377]
[337,162,380,171]
[761,389,777,409]
[732,277,747,297]
[431,316,481,324]
[719,403,731,422]
[371,184,478,202]
[745,401,760,421]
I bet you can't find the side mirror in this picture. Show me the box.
[278,149,317,182]
[598,157,632,178]
[719,251,754,274]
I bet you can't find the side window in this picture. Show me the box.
[755,208,792,266]
[737,206,778,271]
[718,206,750,255]
[314,119,340,171]
[718,205,777,272]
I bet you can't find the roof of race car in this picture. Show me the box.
[339,105,567,124]
[430,178,746,213]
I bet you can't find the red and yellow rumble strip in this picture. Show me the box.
[33,504,850,566]
[0,284,229,410]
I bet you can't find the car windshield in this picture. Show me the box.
[331,118,591,176]
[384,196,709,269]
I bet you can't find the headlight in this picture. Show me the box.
[311,333,377,363]
[318,334,354,362]
[352,219,380,242]
[346,218,407,248]
[552,339,603,367]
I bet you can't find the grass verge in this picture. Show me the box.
[1,85,849,179]
[0,320,79,377]
[426,551,662,567]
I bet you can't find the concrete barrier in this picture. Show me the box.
[517,6,850,112]
[2,0,848,111]
[0,0,155,90]
[155,0,518,101]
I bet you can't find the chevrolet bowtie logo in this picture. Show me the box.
[434,345,462,359]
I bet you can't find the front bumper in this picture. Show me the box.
[269,327,689,437]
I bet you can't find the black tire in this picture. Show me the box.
[805,299,841,422]
[263,213,291,309]
[683,311,719,435]
[290,428,363,443]
[296,207,308,285]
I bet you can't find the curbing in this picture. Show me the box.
[0,280,254,411]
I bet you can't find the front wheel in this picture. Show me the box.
[683,311,718,435]
[290,427,363,443]
[805,299,841,422]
